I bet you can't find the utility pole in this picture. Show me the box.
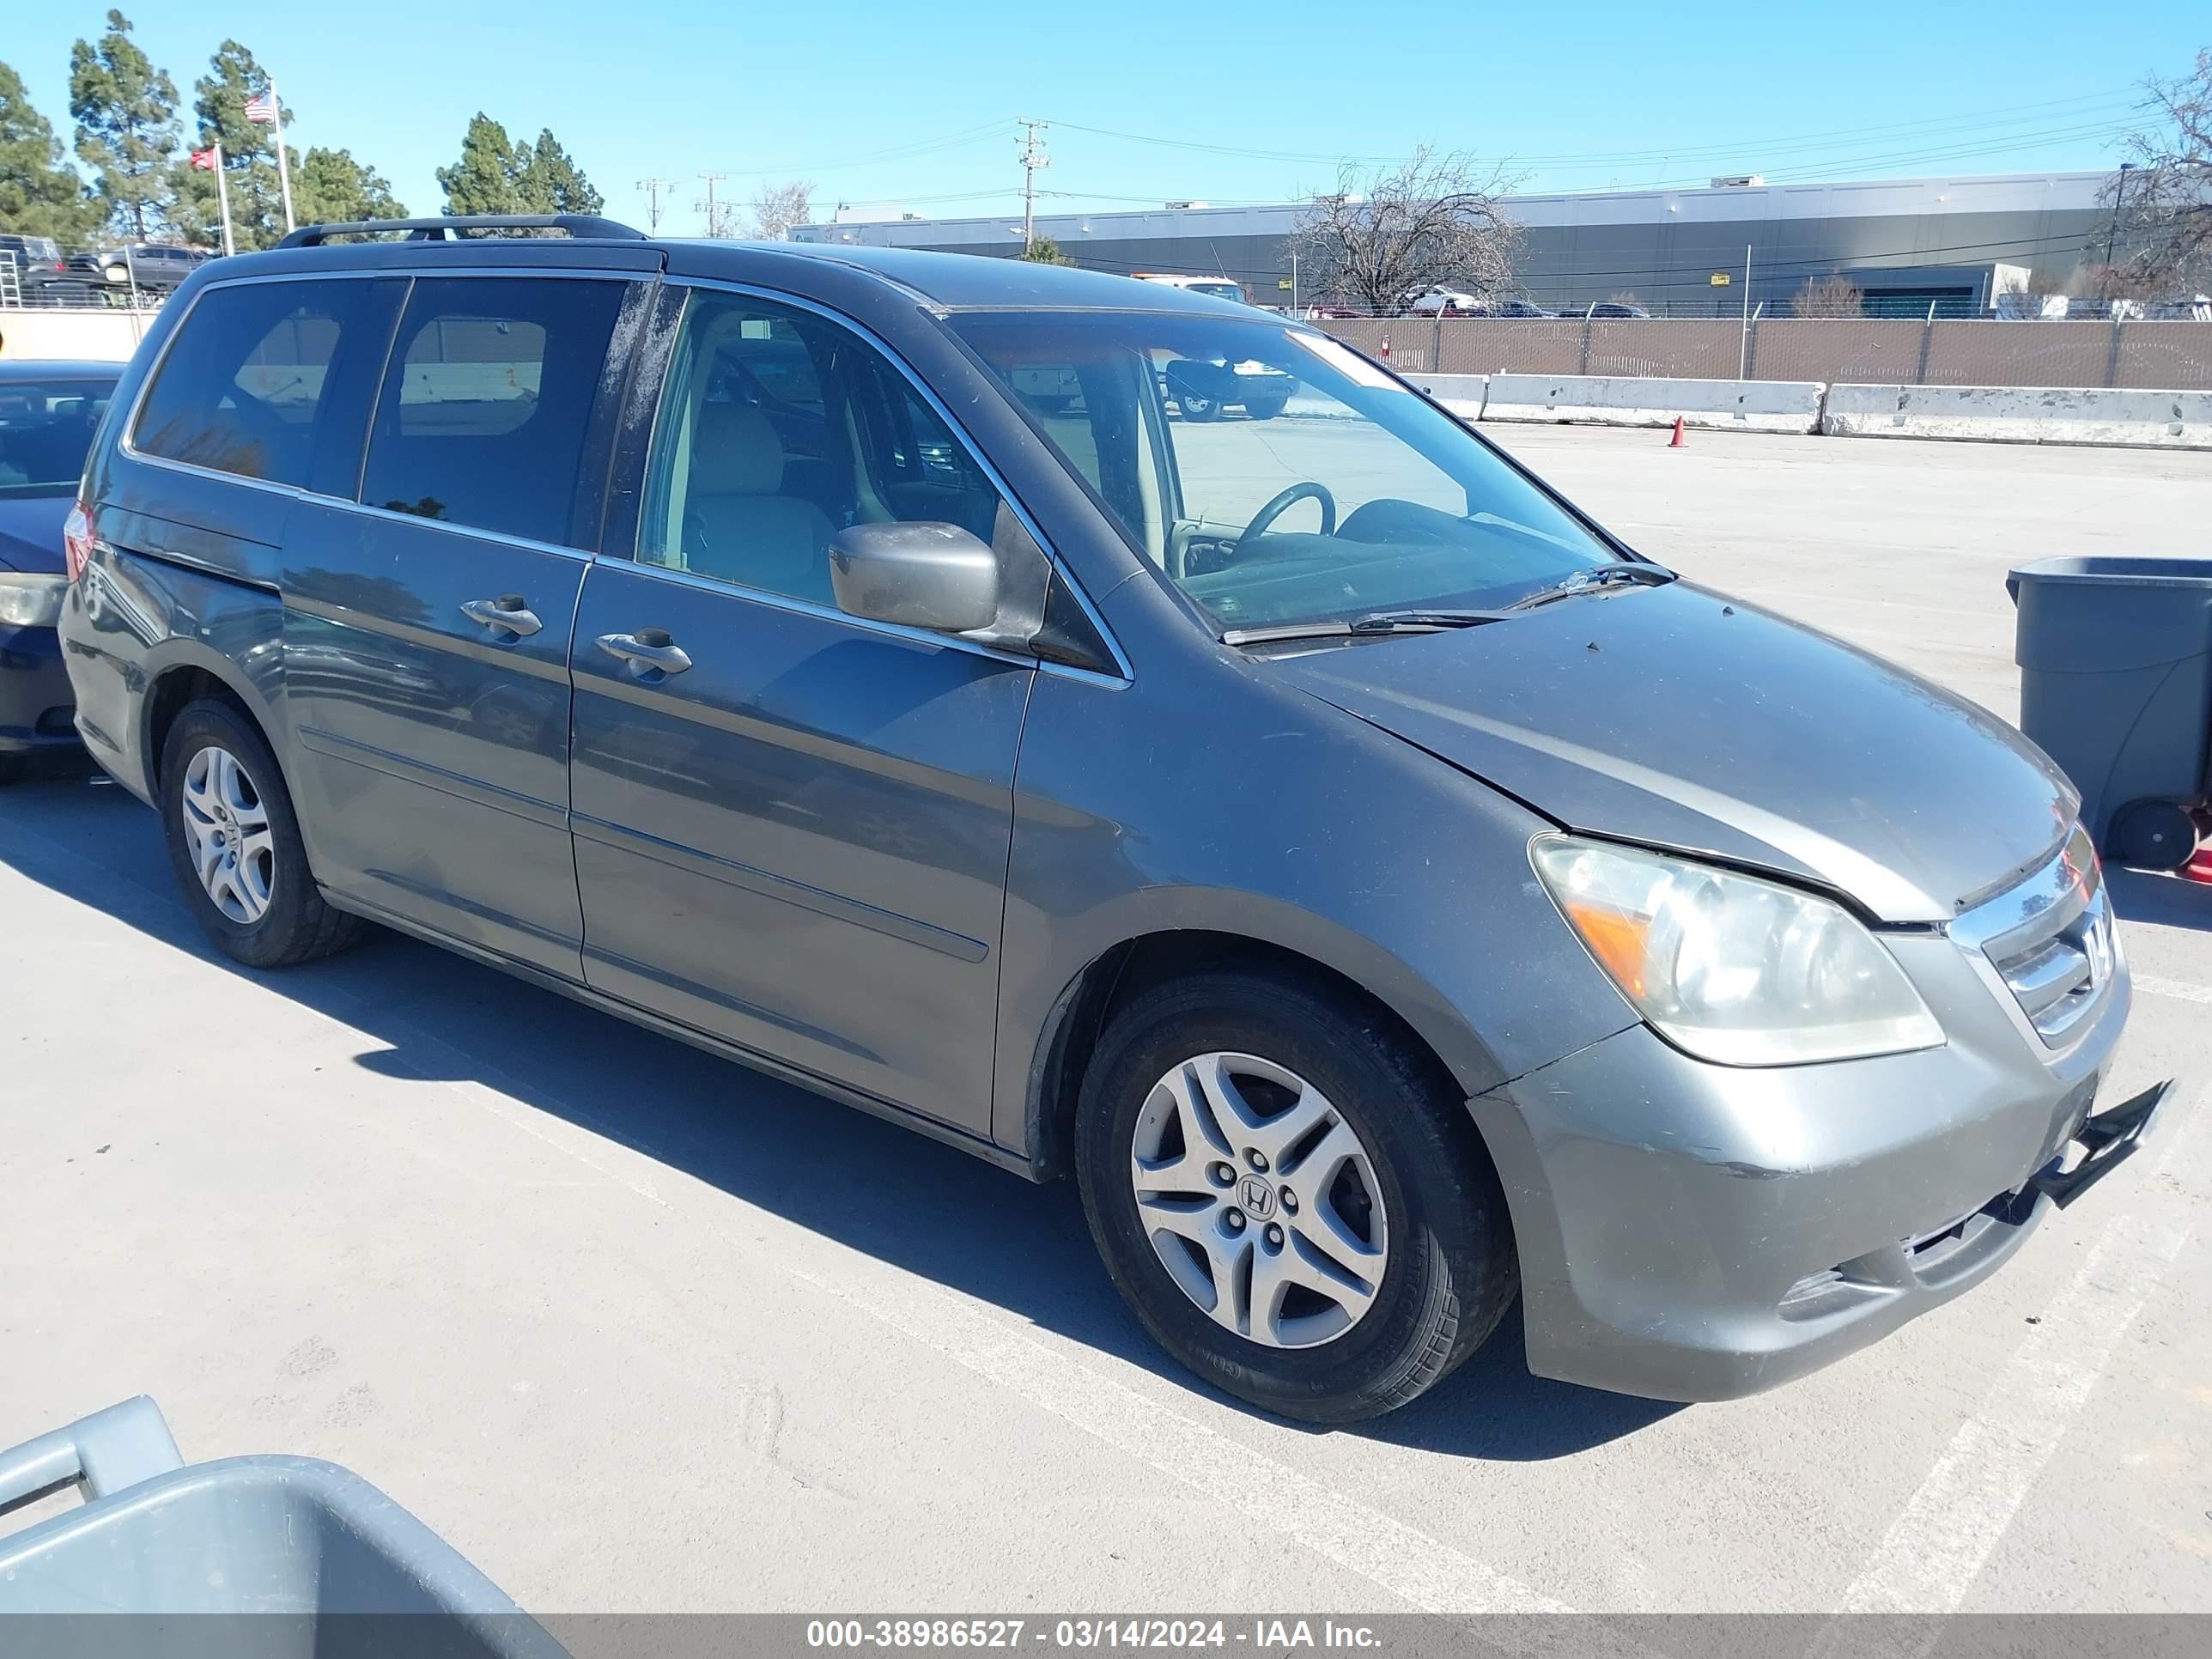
[1017,118,1049,254]
[636,178,672,234]
[696,172,728,239]
[2105,161,2136,264]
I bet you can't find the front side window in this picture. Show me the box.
[132,280,370,485]
[360,276,626,547]
[0,378,116,499]
[949,311,1620,634]
[637,292,1006,607]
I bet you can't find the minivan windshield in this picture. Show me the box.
[949,311,1622,633]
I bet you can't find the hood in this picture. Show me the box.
[1273,580,2075,922]
[0,495,72,574]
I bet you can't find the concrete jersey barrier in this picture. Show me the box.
[1404,374,1488,419]
[1821,384,2212,449]
[1479,373,1826,434]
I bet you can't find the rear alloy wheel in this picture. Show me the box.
[1078,970,1516,1422]
[160,699,363,969]
[179,744,276,926]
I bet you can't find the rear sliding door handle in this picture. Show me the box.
[461,595,543,639]
[594,629,692,678]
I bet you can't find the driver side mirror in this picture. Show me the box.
[828,521,1000,635]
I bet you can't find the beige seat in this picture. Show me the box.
[683,403,836,605]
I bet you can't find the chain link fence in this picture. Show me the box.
[1314,315,2212,391]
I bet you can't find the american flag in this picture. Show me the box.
[243,90,278,125]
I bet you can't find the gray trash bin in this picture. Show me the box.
[0,1397,568,1657]
[2008,554,2212,870]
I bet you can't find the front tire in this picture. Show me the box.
[1076,969,1516,1422]
[159,700,363,968]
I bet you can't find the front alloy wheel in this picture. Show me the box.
[1077,969,1516,1422]
[1130,1052,1389,1349]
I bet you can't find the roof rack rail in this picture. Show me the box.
[276,214,646,249]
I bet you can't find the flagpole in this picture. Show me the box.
[214,141,236,258]
[268,81,295,233]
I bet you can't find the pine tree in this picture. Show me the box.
[296,147,405,226]
[168,40,292,251]
[69,11,180,241]
[436,113,524,216]
[0,59,100,245]
[515,129,602,215]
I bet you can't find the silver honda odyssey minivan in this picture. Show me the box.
[59,215,2168,1422]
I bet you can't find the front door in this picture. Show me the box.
[283,272,639,979]
[568,289,1032,1135]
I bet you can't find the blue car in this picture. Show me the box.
[0,360,118,782]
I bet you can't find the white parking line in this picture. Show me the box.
[786,1262,1577,1619]
[2136,973,2212,1006]
[1830,1212,2188,1623]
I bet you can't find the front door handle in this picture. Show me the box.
[594,628,693,678]
[461,595,543,639]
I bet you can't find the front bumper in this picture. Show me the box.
[1471,928,2164,1402]
[0,623,78,757]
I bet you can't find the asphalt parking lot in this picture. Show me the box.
[3,424,2209,1618]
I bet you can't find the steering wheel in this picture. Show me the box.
[1237,482,1337,550]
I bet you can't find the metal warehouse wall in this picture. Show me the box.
[796,173,2114,316]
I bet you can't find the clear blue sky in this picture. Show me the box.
[10,1,2205,234]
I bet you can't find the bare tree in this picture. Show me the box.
[1791,274,1864,318]
[1291,146,1521,316]
[2105,47,2210,294]
[749,179,814,241]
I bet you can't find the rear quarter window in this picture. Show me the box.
[131,280,380,487]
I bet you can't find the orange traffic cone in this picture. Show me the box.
[1668,416,1686,447]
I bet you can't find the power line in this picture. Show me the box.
[635,178,672,234]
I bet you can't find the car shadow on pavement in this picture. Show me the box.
[2,769,1674,1462]
[2106,866,2212,933]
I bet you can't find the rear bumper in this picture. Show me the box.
[0,623,78,755]
[1471,947,2159,1402]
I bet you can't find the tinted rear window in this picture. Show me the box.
[0,378,117,499]
[360,276,626,548]
[132,280,379,486]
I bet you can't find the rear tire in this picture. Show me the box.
[1175,381,1221,422]
[1075,969,1516,1422]
[158,699,364,969]
[1245,393,1291,421]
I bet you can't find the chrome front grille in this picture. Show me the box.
[1954,825,2116,1047]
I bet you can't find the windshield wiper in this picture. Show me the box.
[1220,609,1505,647]
[1504,563,1676,611]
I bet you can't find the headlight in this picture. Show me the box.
[0,573,67,628]
[1531,836,1942,1066]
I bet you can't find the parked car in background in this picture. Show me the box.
[1562,301,1654,319]
[0,360,118,781]
[1488,298,1556,319]
[60,215,2166,1423]
[1133,273,1248,306]
[72,243,214,295]
[1160,354,1297,420]
[0,235,87,304]
[1406,286,1481,316]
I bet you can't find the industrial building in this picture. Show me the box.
[791,171,2118,317]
